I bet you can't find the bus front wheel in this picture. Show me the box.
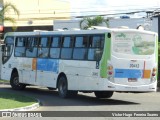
[94,91,113,99]
[58,76,77,98]
[10,73,26,90]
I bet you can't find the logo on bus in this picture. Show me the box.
[115,33,131,41]
[133,35,142,43]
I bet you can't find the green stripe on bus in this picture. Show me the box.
[156,36,158,79]
[100,33,111,78]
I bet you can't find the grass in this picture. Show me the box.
[0,79,9,83]
[0,92,37,110]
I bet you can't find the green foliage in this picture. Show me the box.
[0,2,20,24]
[80,16,109,30]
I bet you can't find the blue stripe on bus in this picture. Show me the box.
[114,69,143,78]
[37,59,59,73]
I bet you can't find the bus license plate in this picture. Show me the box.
[128,78,137,82]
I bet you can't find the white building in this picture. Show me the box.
[54,17,158,33]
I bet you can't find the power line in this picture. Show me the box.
[5,7,160,19]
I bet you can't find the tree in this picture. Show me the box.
[0,2,20,25]
[80,16,109,30]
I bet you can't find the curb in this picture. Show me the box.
[0,99,40,111]
[0,83,41,111]
[0,82,10,85]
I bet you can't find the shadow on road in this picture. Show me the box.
[0,85,140,107]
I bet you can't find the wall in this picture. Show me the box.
[4,0,71,27]
[54,20,80,30]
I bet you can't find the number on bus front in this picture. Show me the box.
[130,64,139,68]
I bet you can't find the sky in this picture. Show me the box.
[67,0,160,18]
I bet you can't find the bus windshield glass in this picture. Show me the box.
[112,32,155,55]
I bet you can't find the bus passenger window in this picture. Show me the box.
[38,37,49,58]
[61,36,73,59]
[75,36,88,47]
[50,37,61,58]
[62,37,74,47]
[15,37,26,57]
[73,48,87,60]
[73,36,88,60]
[88,35,104,61]
[51,37,61,47]
[38,48,49,58]
[39,37,49,47]
[26,37,38,57]
[26,48,37,57]
[15,47,25,57]
[61,48,72,59]
[50,48,60,58]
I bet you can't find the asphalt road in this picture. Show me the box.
[0,84,160,120]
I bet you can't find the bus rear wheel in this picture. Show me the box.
[58,76,77,98]
[10,72,26,90]
[94,91,113,99]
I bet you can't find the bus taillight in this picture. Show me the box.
[107,65,114,81]
[152,67,157,76]
[108,66,113,70]
[108,71,113,75]
[151,67,157,82]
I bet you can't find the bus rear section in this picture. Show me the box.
[100,30,158,92]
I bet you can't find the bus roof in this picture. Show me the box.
[4,28,157,37]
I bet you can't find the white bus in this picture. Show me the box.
[1,28,158,98]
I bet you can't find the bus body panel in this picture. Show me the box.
[111,56,156,86]
[59,60,99,90]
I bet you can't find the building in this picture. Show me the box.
[54,20,81,30]
[54,17,159,41]
[109,17,158,33]
[3,0,71,32]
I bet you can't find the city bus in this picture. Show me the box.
[1,28,158,98]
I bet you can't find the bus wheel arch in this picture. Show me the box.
[11,68,18,79]
[57,72,67,88]
[10,68,26,90]
[57,73,78,98]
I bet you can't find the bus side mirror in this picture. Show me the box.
[1,44,5,52]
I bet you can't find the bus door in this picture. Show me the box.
[1,37,14,80]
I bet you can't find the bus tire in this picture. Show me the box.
[10,72,26,90]
[94,91,113,99]
[58,76,78,98]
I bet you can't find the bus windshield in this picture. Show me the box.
[112,32,155,55]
